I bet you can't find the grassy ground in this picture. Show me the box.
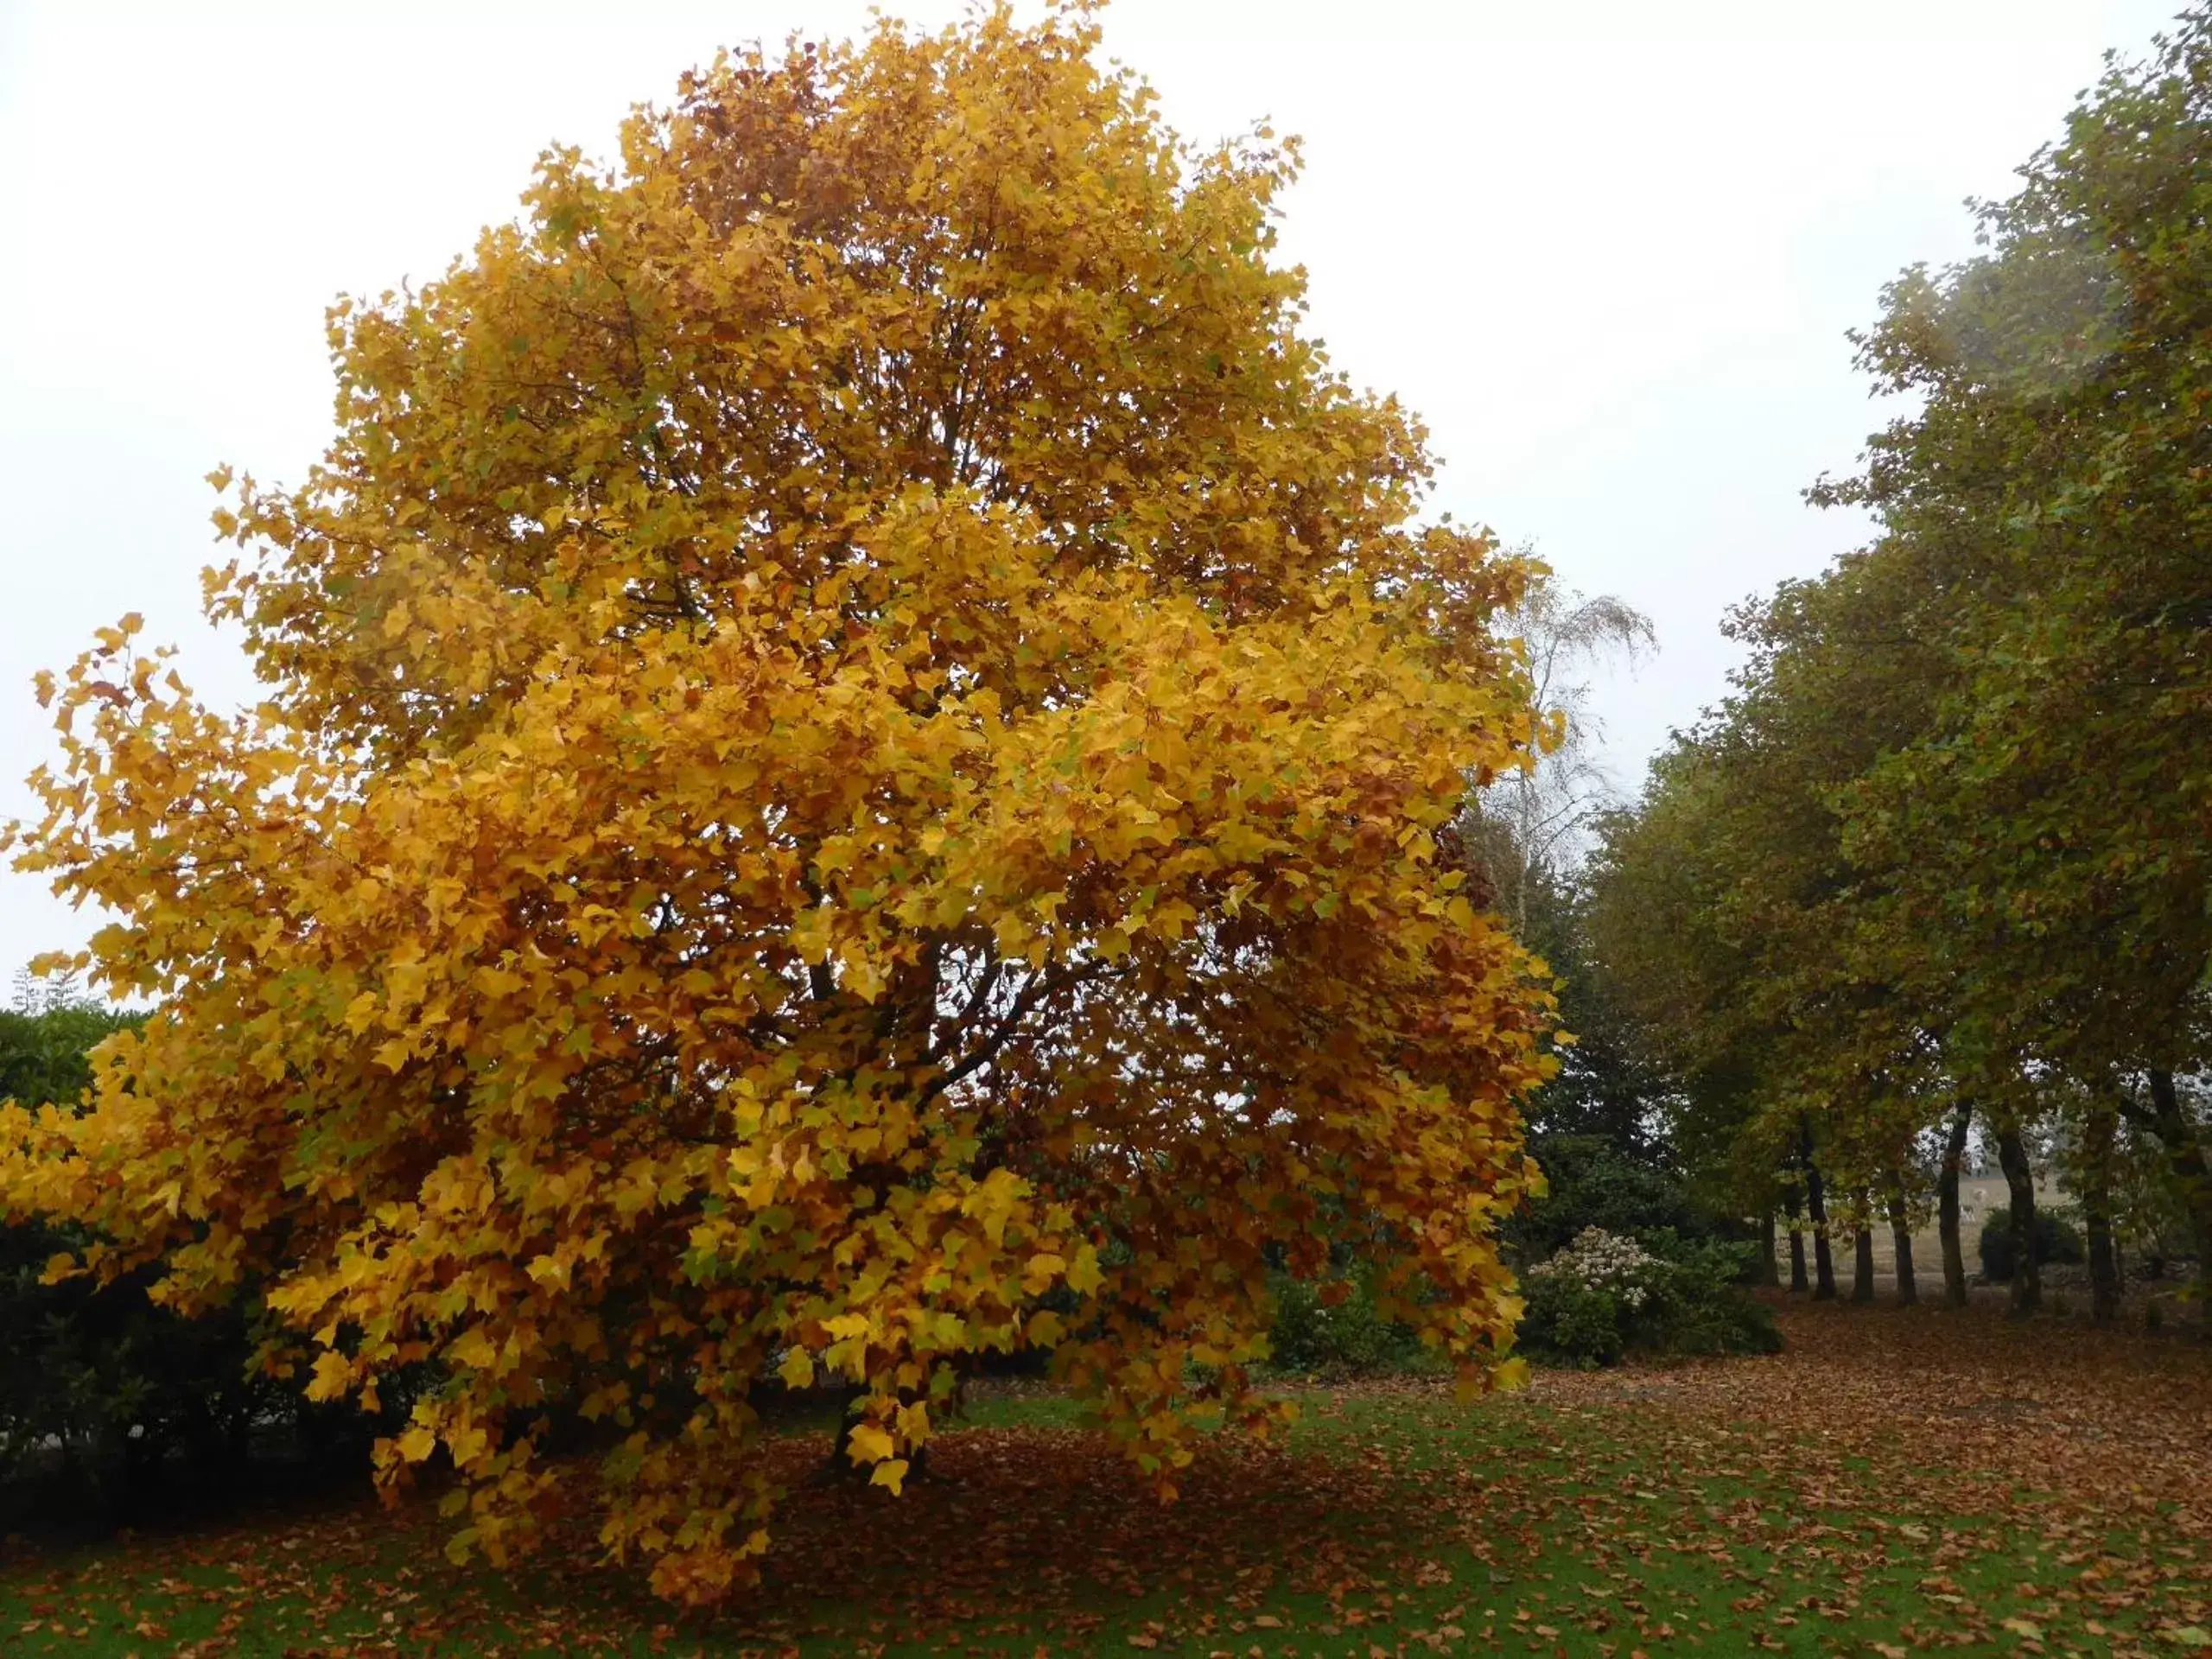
[3,1300,2209,1658]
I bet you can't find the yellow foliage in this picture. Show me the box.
[0,3,1552,1606]
[847,1422,897,1465]
[870,1458,911,1494]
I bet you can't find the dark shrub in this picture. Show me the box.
[0,999,298,1519]
[1521,1277,1627,1368]
[1978,1207,2086,1282]
[1265,1269,1434,1376]
[1505,1134,1707,1262]
[0,1227,283,1484]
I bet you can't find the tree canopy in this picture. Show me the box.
[0,6,1554,1604]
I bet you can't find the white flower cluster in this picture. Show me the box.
[1528,1226,1658,1309]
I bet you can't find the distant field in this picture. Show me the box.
[1821,1179,2196,1318]
[1866,1175,2050,1275]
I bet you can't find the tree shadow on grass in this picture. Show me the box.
[691,1425,1445,1651]
[0,1417,1461,1656]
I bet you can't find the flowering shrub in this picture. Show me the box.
[1527,1226,1659,1307]
[1518,1228,1779,1368]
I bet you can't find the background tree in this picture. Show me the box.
[1591,11,2212,1334]
[0,9,1554,1605]
[1817,14,2212,1323]
[1455,582,1712,1274]
[1468,578,1653,940]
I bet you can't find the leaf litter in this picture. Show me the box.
[2,1300,2208,1656]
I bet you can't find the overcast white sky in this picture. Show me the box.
[0,0,2187,967]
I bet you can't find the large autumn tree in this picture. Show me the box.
[0,5,1553,1603]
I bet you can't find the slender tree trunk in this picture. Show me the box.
[1784,1186,1808,1293]
[1887,1175,1918,1306]
[1996,1122,2042,1316]
[1939,1099,1972,1308]
[1758,1211,1780,1287]
[816,1383,870,1484]
[2145,1069,2212,1337]
[1851,1192,1877,1304]
[1804,1138,1837,1301]
[2082,1100,2120,1325]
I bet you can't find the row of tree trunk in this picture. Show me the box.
[1767,1078,2212,1329]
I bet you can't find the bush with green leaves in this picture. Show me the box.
[1517,1226,1780,1368]
[0,995,296,1510]
[0,1229,281,1479]
[1978,1207,2086,1284]
[1503,1133,1707,1262]
[1264,1269,1436,1376]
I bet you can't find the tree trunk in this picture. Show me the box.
[2145,1069,2212,1337]
[1996,1122,2041,1316]
[1851,1196,1877,1304]
[1758,1211,1780,1287]
[1887,1175,1918,1306]
[815,1383,870,1484]
[1938,1099,1972,1308]
[1784,1186,1808,1294]
[2082,1099,2120,1325]
[1805,1142,1837,1301]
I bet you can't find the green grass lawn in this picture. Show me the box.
[3,1303,2209,1656]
